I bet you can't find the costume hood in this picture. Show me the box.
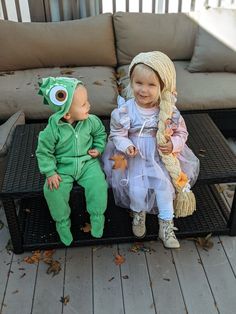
[38,77,83,121]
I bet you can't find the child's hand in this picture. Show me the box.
[88,148,100,158]
[158,140,173,154]
[126,145,138,157]
[47,174,62,191]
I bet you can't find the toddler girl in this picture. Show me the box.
[103,51,199,249]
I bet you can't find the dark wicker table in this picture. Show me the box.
[0,113,236,254]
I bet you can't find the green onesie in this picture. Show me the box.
[36,77,108,246]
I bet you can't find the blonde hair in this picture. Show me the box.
[128,51,196,217]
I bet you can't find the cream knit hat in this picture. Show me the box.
[128,51,176,95]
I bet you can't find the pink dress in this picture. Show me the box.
[102,97,200,214]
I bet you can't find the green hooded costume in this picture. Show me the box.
[36,77,108,246]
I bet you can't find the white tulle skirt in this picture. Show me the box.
[102,135,199,214]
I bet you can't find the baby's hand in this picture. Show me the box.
[126,145,138,157]
[158,140,173,154]
[88,148,100,158]
[47,173,62,191]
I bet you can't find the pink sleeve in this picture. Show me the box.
[171,116,188,153]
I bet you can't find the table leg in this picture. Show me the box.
[228,187,236,236]
[2,198,24,254]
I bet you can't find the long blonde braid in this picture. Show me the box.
[129,51,196,217]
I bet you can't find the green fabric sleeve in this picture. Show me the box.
[90,115,107,154]
[36,125,58,178]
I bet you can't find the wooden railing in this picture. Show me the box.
[1,0,236,22]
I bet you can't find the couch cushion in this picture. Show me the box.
[113,11,199,65]
[0,67,118,120]
[0,13,117,71]
[0,111,25,157]
[188,8,236,72]
[117,62,236,111]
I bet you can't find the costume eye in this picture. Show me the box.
[49,86,68,106]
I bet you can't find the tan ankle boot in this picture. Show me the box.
[132,211,146,238]
[158,218,180,249]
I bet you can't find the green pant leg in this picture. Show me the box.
[43,174,74,246]
[78,159,108,238]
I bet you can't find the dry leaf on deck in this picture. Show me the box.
[23,250,41,264]
[109,154,127,171]
[188,233,214,251]
[114,254,125,265]
[80,223,91,233]
[46,260,61,277]
[43,250,56,264]
[60,295,70,305]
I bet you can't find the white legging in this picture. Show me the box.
[129,187,174,220]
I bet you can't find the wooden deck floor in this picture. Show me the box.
[1,197,236,314]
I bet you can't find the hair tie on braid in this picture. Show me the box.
[129,51,196,217]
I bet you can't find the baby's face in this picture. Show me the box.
[131,65,161,108]
[69,85,90,121]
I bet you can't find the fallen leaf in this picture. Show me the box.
[109,154,127,171]
[60,295,70,305]
[108,276,115,282]
[23,250,41,264]
[43,250,56,264]
[20,273,26,279]
[188,233,214,251]
[114,254,125,265]
[80,223,91,233]
[46,260,61,277]
[122,275,129,279]
[12,290,19,294]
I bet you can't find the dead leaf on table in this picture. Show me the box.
[114,254,125,265]
[80,223,91,233]
[109,154,127,171]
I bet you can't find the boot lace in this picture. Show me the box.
[163,221,178,240]
[133,212,146,226]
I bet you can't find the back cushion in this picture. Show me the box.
[0,13,117,71]
[113,11,199,65]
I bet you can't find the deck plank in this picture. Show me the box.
[0,209,13,311]
[172,239,218,314]
[145,241,187,314]
[196,236,236,313]
[119,243,156,314]
[93,244,124,314]
[219,235,236,275]
[63,246,93,314]
[1,251,38,314]
[32,249,66,314]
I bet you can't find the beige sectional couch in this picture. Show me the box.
[0,8,236,121]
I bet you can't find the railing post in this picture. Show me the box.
[28,0,46,21]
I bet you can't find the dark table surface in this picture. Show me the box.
[1,113,236,198]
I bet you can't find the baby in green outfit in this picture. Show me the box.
[36,77,108,246]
